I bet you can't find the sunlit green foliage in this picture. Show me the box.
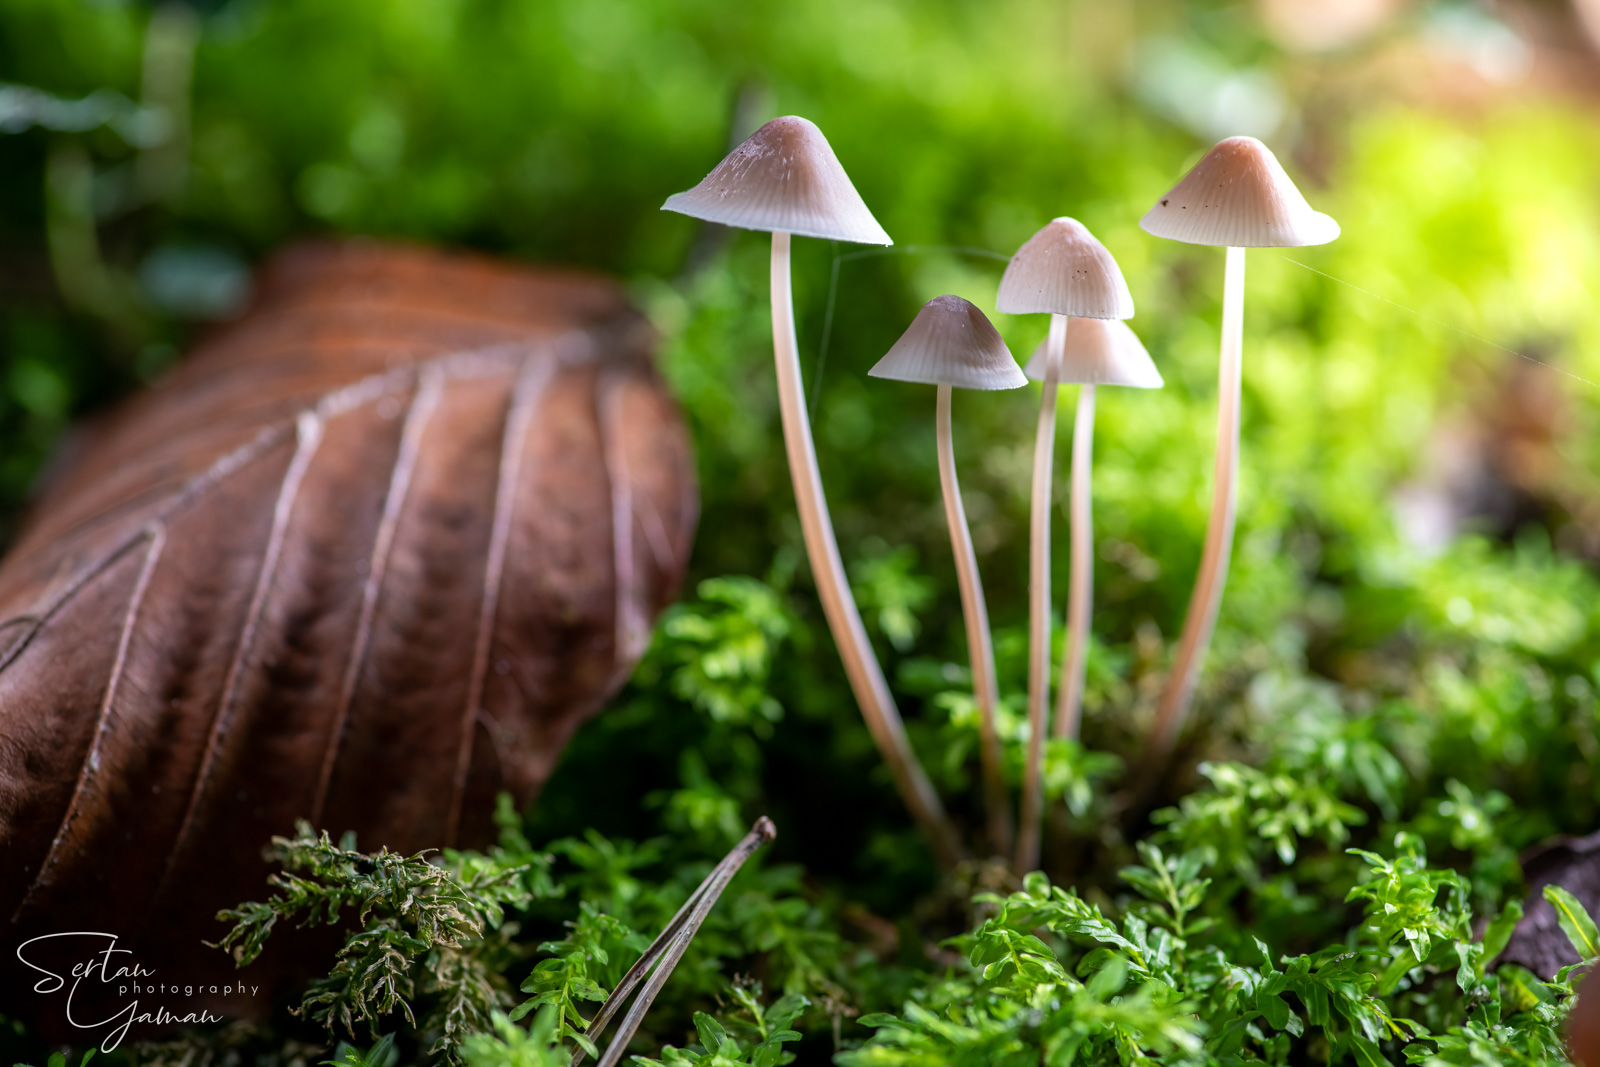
[176,769,1595,1067]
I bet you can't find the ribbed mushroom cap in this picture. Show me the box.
[995,218,1134,320]
[1140,136,1339,247]
[661,116,892,245]
[869,296,1026,391]
[1024,318,1162,389]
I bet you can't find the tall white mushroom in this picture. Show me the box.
[1139,136,1338,764]
[996,218,1134,872]
[869,295,1027,857]
[1023,319,1162,742]
[663,116,963,867]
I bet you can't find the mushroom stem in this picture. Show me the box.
[1017,312,1067,873]
[1054,383,1096,740]
[769,232,963,869]
[936,383,1011,858]
[1148,245,1246,764]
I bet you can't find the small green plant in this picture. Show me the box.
[513,901,637,1053]
[12,1051,96,1067]
[458,1008,569,1067]
[1156,760,1367,880]
[649,577,794,731]
[325,1033,401,1067]
[841,836,1598,1066]
[631,984,807,1067]
[212,819,542,1053]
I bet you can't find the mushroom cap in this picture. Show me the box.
[995,217,1134,320]
[661,116,892,245]
[1024,318,1163,389]
[869,295,1026,391]
[1140,136,1339,247]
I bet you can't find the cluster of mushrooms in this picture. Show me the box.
[664,117,1338,873]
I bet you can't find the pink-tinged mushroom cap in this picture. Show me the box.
[996,218,1135,320]
[1024,318,1162,389]
[661,116,892,245]
[1141,136,1339,247]
[870,295,1026,391]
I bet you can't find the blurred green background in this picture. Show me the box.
[3,0,1599,905]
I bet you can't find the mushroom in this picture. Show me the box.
[1139,136,1337,764]
[1022,319,1162,742]
[996,218,1134,872]
[869,295,1027,857]
[663,117,963,867]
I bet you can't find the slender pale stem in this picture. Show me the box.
[1017,313,1067,873]
[769,232,963,869]
[1148,246,1246,764]
[1054,384,1096,740]
[937,384,1011,859]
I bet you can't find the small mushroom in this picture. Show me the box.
[996,218,1134,872]
[1139,136,1337,765]
[663,117,962,867]
[1023,319,1162,742]
[870,295,1027,857]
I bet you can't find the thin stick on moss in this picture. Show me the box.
[575,817,778,1067]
